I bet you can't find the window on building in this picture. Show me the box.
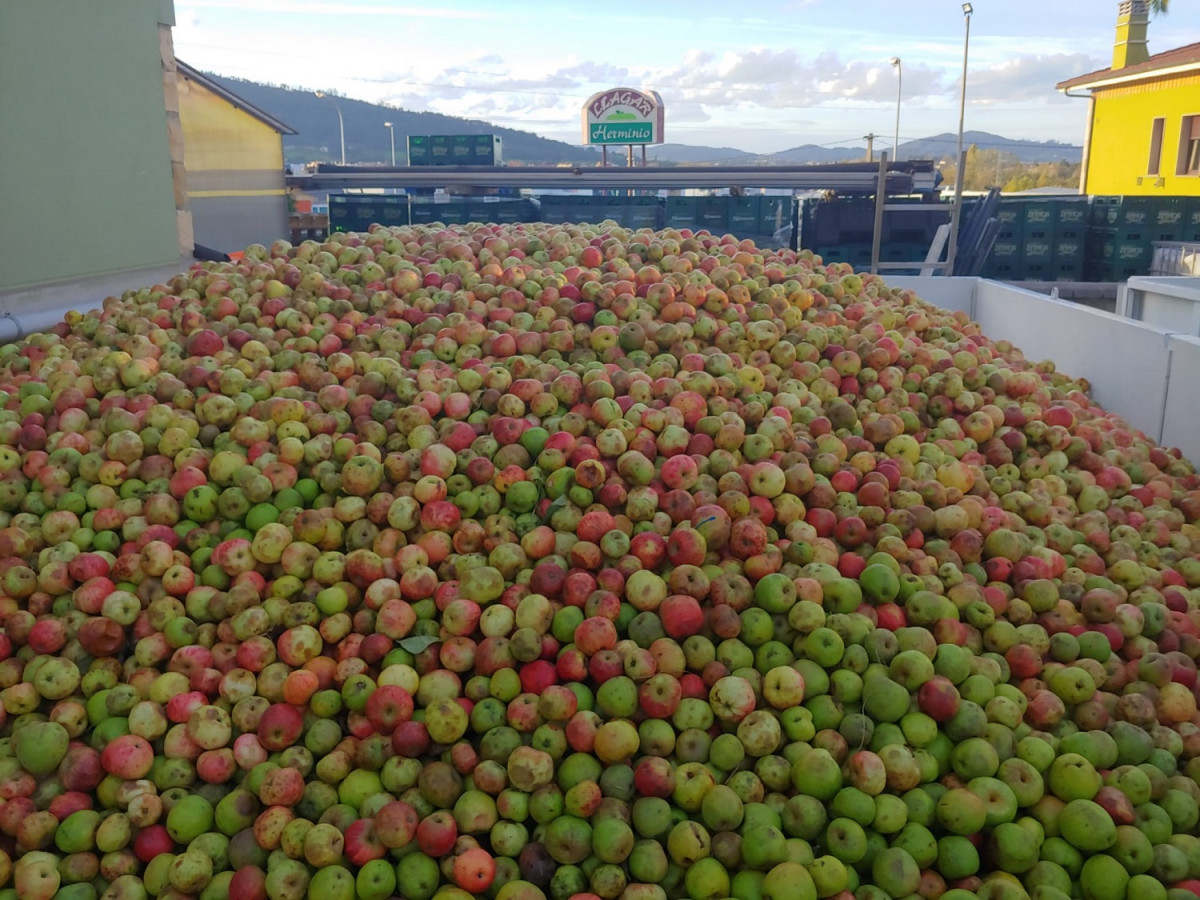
[1148,117,1164,175]
[1179,116,1200,176]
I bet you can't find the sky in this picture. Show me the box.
[172,1,1200,154]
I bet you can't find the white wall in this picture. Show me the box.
[1121,277,1200,336]
[1162,335,1200,460]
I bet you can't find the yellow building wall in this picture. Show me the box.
[1085,72,1200,196]
[177,75,284,196]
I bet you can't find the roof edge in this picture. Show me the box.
[1056,42,1200,91]
[176,61,298,135]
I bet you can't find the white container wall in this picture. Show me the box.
[1162,335,1200,462]
[1118,277,1200,337]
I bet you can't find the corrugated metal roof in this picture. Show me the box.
[1056,41,1200,90]
[176,61,297,135]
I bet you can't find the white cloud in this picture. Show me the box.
[955,53,1108,104]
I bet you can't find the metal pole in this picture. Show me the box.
[890,57,902,159]
[337,105,346,165]
[385,123,395,167]
[870,151,888,275]
[957,12,970,182]
[314,92,346,166]
[947,6,972,276]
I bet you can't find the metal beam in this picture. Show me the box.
[286,164,919,194]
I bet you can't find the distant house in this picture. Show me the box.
[176,61,297,252]
[1057,1,1200,196]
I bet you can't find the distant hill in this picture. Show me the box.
[646,143,864,165]
[200,72,603,167]
[644,133,1081,166]
[766,145,871,164]
[895,131,1082,164]
[645,144,756,164]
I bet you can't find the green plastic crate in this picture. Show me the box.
[729,197,762,235]
[696,197,729,232]
[1089,195,1124,225]
[328,195,409,231]
[1021,200,1059,229]
[995,202,1024,228]
[1052,258,1085,280]
[1021,261,1054,280]
[1185,198,1200,229]
[1095,238,1151,265]
[1089,224,1145,245]
[1148,197,1187,230]
[1056,198,1090,229]
[533,195,582,224]
[1053,238,1084,261]
[465,200,499,222]
[409,202,441,224]
[995,223,1024,242]
[664,196,698,229]
[493,201,533,224]
[619,204,662,229]
[1022,238,1054,263]
[989,240,1022,261]
[590,206,626,223]
[1093,196,1155,228]
[438,201,471,225]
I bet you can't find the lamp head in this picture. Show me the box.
[314,91,326,99]
[889,56,901,66]
[384,121,393,128]
[962,3,972,14]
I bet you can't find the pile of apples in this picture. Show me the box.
[0,219,1197,900]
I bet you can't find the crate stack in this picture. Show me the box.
[329,195,536,231]
[1085,196,1191,281]
[799,197,879,269]
[980,197,1088,281]
[662,195,794,246]
[1187,198,1200,242]
[980,202,1024,280]
[328,195,411,233]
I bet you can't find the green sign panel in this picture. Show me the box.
[589,122,655,145]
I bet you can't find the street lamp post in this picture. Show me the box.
[384,122,395,167]
[889,57,902,161]
[947,3,973,275]
[314,91,346,165]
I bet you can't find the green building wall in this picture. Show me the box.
[0,1,181,293]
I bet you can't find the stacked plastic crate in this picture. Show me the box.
[1085,196,1190,281]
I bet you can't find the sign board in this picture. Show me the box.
[581,88,664,145]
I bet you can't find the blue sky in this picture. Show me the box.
[172,1,1200,153]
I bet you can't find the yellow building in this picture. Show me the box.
[1057,1,1200,196]
[176,61,296,252]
